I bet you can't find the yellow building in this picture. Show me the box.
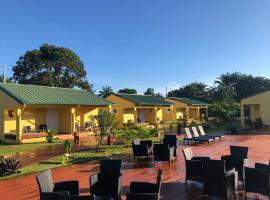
[241,90,270,127]
[0,83,113,144]
[164,97,208,123]
[106,93,172,127]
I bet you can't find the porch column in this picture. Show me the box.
[0,108,4,141]
[134,107,137,124]
[16,108,23,144]
[197,107,200,120]
[186,107,189,123]
[154,107,158,123]
[171,106,174,121]
[108,105,112,112]
[71,108,76,135]
[240,103,245,127]
[205,106,208,120]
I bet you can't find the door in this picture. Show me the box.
[138,109,145,123]
[46,108,59,131]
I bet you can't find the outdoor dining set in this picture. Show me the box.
[35,125,270,200]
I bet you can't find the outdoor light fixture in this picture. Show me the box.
[8,110,14,118]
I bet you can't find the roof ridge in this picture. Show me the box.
[114,93,154,97]
[0,83,88,92]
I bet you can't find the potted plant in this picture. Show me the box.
[63,139,71,161]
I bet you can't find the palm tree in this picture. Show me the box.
[215,72,242,88]
[98,85,113,98]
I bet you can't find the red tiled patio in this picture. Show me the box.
[1,135,270,200]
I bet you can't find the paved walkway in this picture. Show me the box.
[1,135,270,200]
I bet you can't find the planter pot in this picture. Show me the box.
[107,134,115,145]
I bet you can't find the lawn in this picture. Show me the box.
[0,141,62,157]
[1,144,131,180]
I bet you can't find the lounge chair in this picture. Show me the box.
[191,126,220,142]
[153,144,174,166]
[184,127,214,145]
[126,169,163,200]
[198,125,225,141]
[221,145,249,184]
[89,159,122,200]
[183,127,195,145]
[182,147,210,190]
[161,134,178,157]
[203,160,238,200]
[132,139,153,163]
[245,163,270,198]
[36,169,79,200]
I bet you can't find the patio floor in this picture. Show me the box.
[1,134,270,200]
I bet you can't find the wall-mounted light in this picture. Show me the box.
[8,110,14,118]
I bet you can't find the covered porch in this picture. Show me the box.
[122,106,164,126]
[0,105,111,144]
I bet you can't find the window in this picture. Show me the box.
[113,108,117,114]
[166,108,171,113]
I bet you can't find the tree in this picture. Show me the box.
[12,44,93,91]
[118,88,137,94]
[209,101,240,121]
[144,88,155,95]
[98,85,113,98]
[168,82,209,102]
[215,72,242,88]
[209,85,236,102]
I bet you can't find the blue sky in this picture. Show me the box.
[1,0,270,94]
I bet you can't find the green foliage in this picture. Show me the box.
[46,129,57,143]
[123,129,138,141]
[209,101,240,121]
[149,128,158,137]
[137,127,150,138]
[98,85,113,98]
[0,158,20,177]
[63,139,71,154]
[168,82,208,102]
[118,88,137,94]
[12,43,93,91]
[209,85,236,102]
[144,88,155,95]
[95,110,119,145]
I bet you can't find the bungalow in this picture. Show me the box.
[0,83,113,144]
[241,90,270,127]
[163,97,208,123]
[106,93,172,127]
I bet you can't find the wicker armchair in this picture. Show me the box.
[182,147,210,190]
[89,159,122,200]
[153,144,174,166]
[132,139,153,163]
[203,160,237,200]
[161,134,178,157]
[36,169,79,200]
[221,145,248,183]
[126,169,163,200]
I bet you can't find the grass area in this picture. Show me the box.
[0,140,62,157]
[1,144,130,180]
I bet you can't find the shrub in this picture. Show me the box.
[149,128,158,137]
[137,127,150,139]
[64,139,71,154]
[123,129,138,141]
[0,158,20,177]
[46,129,57,143]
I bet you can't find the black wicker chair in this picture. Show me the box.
[58,194,96,200]
[89,159,122,200]
[221,145,248,184]
[161,134,178,157]
[126,169,163,200]
[182,147,210,190]
[36,169,79,200]
[244,163,270,199]
[153,144,174,166]
[203,160,237,200]
[132,138,153,163]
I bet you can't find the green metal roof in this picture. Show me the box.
[112,93,172,107]
[168,97,208,106]
[0,83,113,106]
